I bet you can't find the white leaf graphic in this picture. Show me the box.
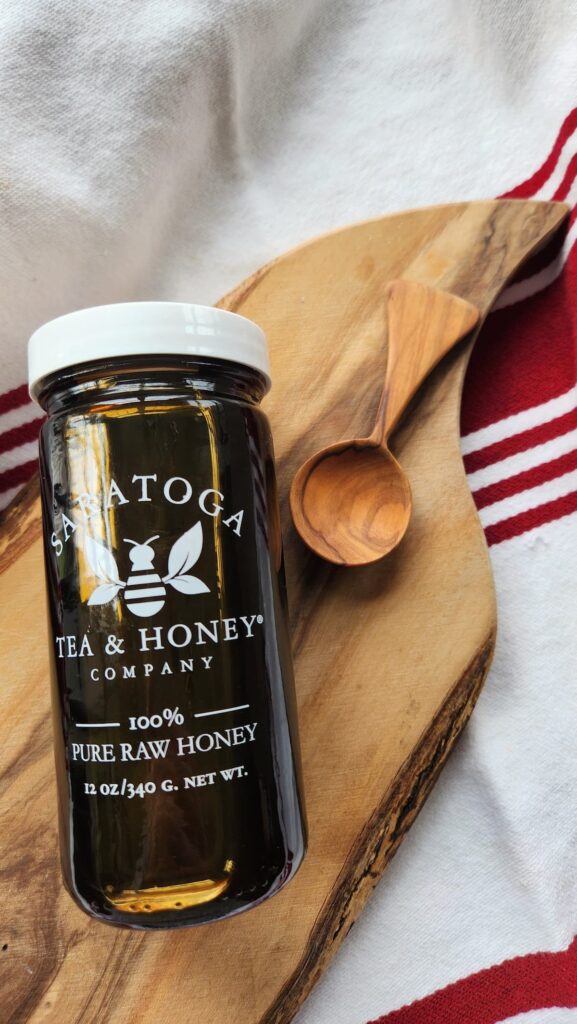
[165,522,203,580]
[85,536,121,583]
[87,582,122,606]
[168,575,210,595]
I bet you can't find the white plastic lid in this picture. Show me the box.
[28,302,271,401]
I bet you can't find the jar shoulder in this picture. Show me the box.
[42,395,272,434]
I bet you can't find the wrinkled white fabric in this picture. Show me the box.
[1,0,576,393]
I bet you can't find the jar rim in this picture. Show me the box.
[28,302,271,402]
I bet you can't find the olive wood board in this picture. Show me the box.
[0,199,568,1024]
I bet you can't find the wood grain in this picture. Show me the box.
[289,279,480,564]
[0,199,568,1024]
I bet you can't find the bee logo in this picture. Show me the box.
[84,522,209,618]
[123,536,166,617]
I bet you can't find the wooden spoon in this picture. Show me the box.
[289,279,480,565]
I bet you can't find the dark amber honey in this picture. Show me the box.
[36,353,306,928]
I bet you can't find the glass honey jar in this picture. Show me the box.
[29,302,307,929]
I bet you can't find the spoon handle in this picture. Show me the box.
[370,280,479,445]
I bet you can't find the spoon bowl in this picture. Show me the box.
[292,441,412,565]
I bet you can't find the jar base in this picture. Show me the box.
[104,866,234,915]
[66,841,307,929]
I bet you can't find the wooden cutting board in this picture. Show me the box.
[1,200,567,1024]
